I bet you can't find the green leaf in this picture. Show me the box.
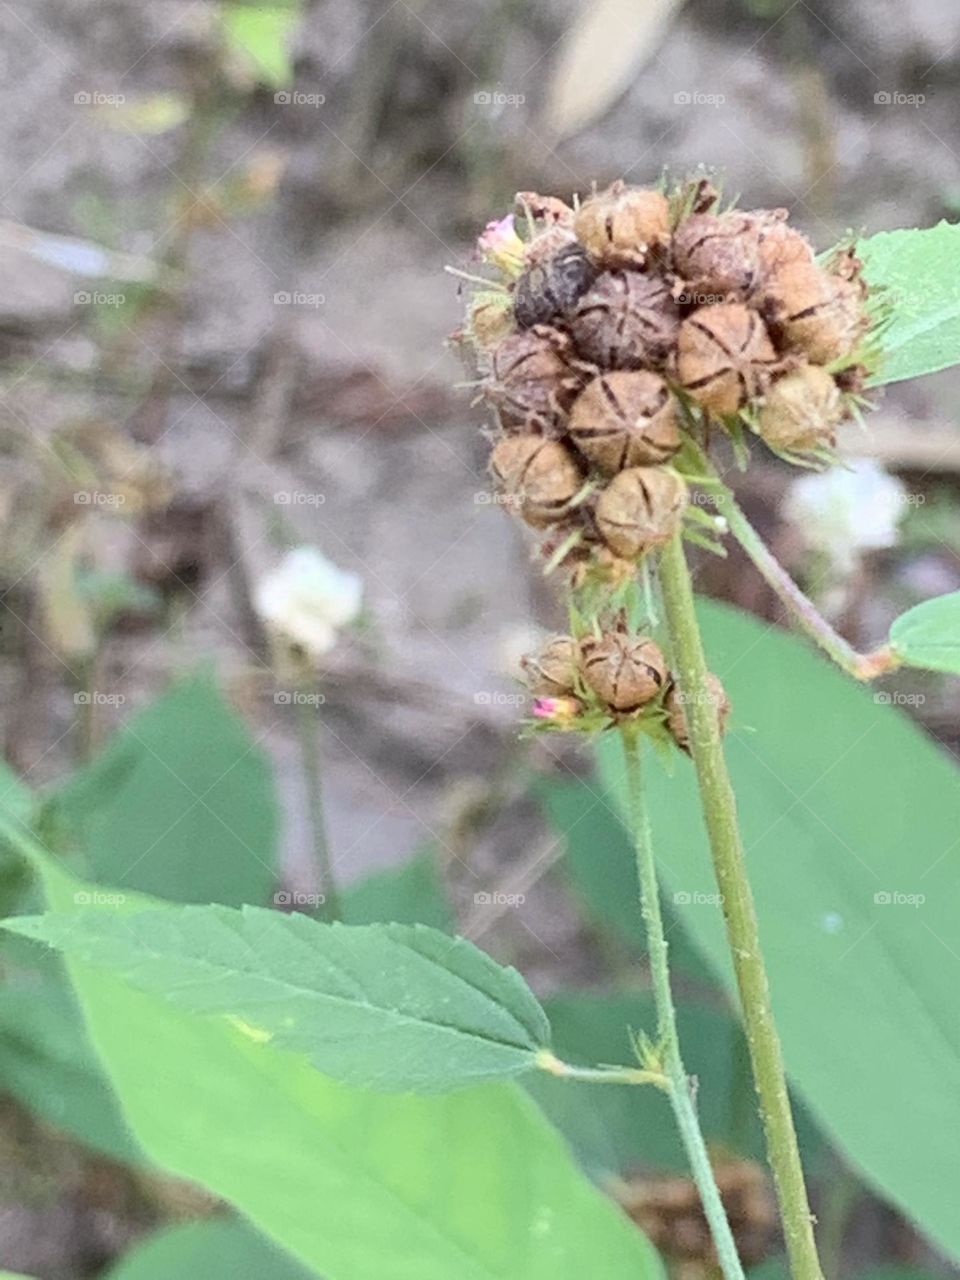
[0,959,142,1163]
[342,847,454,931]
[222,4,300,87]
[104,1218,313,1279]
[859,222,960,386]
[539,778,715,986]
[889,591,960,674]
[598,600,960,1261]
[48,674,277,906]
[3,905,552,1092]
[16,851,664,1280]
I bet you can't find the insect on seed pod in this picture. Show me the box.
[521,634,580,696]
[574,181,671,269]
[595,466,689,559]
[568,371,682,473]
[758,260,867,365]
[578,631,668,712]
[571,271,680,370]
[513,240,597,329]
[664,673,731,752]
[489,436,584,528]
[486,325,584,431]
[676,303,780,416]
[757,365,845,451]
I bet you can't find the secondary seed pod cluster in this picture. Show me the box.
[522,622,730,746]
[461,179,872,579]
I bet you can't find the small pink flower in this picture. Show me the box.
[477,214,525,279]
[532,695,582,725]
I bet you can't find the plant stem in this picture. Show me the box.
[620,727,746,1280]
[688,444,896,681]
[658,530,824,1280]
[295,695,340,922]
[535,1050,668,1089]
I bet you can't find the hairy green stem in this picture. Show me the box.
[689,443,896,681]
[620,727,746,1280]
[295,696,340,922]
[535,1050,668,1090]
[658,531,823,1280]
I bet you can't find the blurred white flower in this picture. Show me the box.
[255,547,362,659]
[784,459,906,575]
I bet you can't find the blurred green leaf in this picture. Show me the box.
[15,849,664,1280]
[342,847,454,931]
[49,674,277,905]
[860,222,960,385]
[4,906,552,1092]
[853,1268,950,1280]
[104,1218,313,1279]
[598,600,960,1261]
[222,4,300,87]
[889,591,960,673]
[539,777,715,986]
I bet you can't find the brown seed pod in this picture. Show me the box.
[486,325,583,430]
[664,673,731,751]
[758,260,867,364]
[756,211,815,275]
[578,631,668,711]
[514,241,596,329]
[676,303,780,415]
[521,634,580,696]
[568,371,681,473]
[757,365,844,451]
[571,271,680,370]
[489,436,583,528]
[574,182,671,269]
[673,211,766,299]
[595,466,688,559]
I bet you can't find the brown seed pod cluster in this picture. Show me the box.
[521,620,730,739]
[462,179,872,579]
